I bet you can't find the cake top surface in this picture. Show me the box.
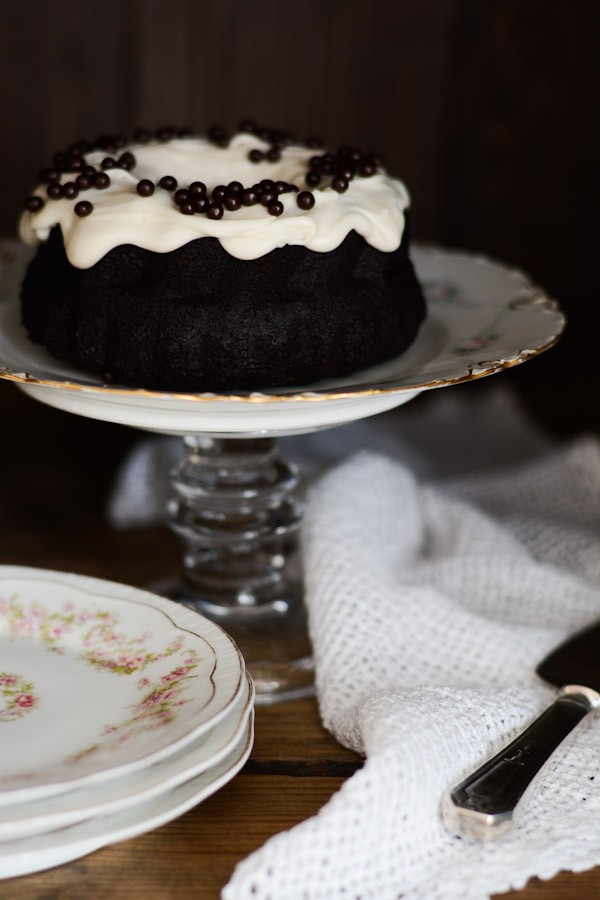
[19,124,410,268]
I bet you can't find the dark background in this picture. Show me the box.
[0,10,597,893]
[0,0,597,513]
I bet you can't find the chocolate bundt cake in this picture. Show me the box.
[19,123,426,392]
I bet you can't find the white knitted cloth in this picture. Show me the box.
[220,393,600,900]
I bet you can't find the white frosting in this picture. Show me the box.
[19,134,409,269]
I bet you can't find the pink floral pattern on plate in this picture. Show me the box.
[0,594,185,675]
[73,649,202,760]
[422,279,509,356]
[0,593,210,760]
[0,673,39,721]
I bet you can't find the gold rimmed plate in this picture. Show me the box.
[0,672,254,840]
[0,708,254,880]
[0,566,245,803]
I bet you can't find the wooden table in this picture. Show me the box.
[0,384,598,899]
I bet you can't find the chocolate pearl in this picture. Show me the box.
[102,157,116,169]
[113,135,126,148]
[69,140,92,154]
[159,175,177,191]
[192,196,208,213]
[174,188,190,205]
[305,171,321,187]
[189,181,207,195]
[336,166,355,181]
[369,153,384,167]
[309,155,324,169]
[332,175,349,193]
[134,128,152,143]
[208,125,229,147]
[63,182,79,199]
[275,181,292,194]
[259,190,277,206]
[207,202,224,219]
[259,179,274,190]
[224,193,242,211]
[38,168,60,184]
[156,126,175,141]
[179,201,195,215]
[358,162,376,177]
[46,183,64,199]
[239,119,256,132]
[74,200,93,217]
[266,148,281,162]
[268,200,284,216]
[118,152,136,169]
[136,179,155,197]
[66,153,85,170]
[297,191,315,210]
[94,172,110,189]
[82,165,97,177]
[211,185,227,201]
[242,188,258,206]
[24,196,44,212]
[227,181,243,193]
[75,174,92,190]
[95,135,113,150]
[249,149,264,163]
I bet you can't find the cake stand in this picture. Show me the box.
[0,242,565,702]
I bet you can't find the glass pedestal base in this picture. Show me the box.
[156,575,314,703]
[158,435,314,704]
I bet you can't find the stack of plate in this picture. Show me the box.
[0,566,254,879]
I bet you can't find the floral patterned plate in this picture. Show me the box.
[0,240,565,437]
[0,709,254,879]
[0,670,253,840]
[0,566,245,803]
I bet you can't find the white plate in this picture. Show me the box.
[0,566,245,802]
[0,241,565,437]
[0,709,254,880]
[0,670,254,840]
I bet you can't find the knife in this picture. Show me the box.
[442,620,600,839]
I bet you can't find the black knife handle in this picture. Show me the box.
[443,687,598,839]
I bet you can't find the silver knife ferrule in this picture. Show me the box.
[559,684,600,710]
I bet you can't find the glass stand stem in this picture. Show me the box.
[161,436,313,703]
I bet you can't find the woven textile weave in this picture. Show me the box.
[220,390,600,900]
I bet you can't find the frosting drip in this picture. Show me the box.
[19,133,409,269]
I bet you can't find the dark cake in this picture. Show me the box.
[19,124,426,392]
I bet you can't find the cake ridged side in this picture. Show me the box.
[20,224,426,392]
